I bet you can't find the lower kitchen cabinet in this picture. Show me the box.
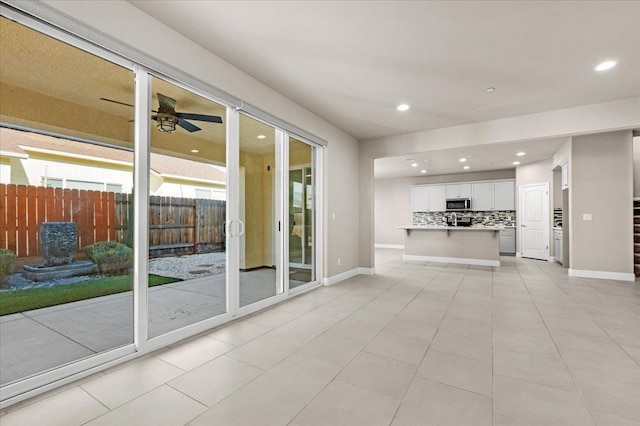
[553,228,563,264]
[499,228,516,255]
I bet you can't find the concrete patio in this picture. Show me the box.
[0,270,309,386]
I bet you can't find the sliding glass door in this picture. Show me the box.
[147,76,228,339]
[237,115,283,307]
[0,16,136,389]
[288,137,316,289]
[0,8,322,404]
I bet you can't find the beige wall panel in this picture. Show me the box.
[570,131,633,274]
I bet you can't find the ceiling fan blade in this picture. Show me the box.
[157,93,177,115]
[177,119,201,133]
[100,97,134,108]
[175,113,223,124]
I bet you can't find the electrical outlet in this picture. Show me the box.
[331,212,336,220]
[337,258,341,266]
[583,213,592,221]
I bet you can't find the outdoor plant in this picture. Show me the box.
[0,249,17,285]
[84,241,133,275]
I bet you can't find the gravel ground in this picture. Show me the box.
[148,252,226,280]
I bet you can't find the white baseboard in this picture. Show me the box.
[516,252,522,258]
[403,255,499,267]
[322,267,375,286]
[375,244,404,249]
[568,268,635,282]
[358,267,375,276]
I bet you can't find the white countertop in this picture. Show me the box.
[398,225,504,231]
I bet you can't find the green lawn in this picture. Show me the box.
[0,274,180,316]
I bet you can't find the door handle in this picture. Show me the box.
[226,220,234,238]
[521,224,527,227]
[236,219,245,237]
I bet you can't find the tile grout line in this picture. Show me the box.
[285,260,440,425]
[387,261,468,424]
[520,260,599,426]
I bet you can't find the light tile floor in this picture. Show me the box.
[1,249,639,425]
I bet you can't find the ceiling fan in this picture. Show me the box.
[100,93,223,133]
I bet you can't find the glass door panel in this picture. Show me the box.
[288,138,315,289]
[238,114,280,307]
[0,17,135,386]
[147,76,227,338]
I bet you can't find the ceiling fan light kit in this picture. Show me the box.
[154,112,179,133]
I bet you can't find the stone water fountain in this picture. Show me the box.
[22,222,97,281]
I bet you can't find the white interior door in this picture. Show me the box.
[520,183,549,260]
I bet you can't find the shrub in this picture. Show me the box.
[0,249,17,284]
[84,241,133,275]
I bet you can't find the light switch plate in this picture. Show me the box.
[583,213,592,221]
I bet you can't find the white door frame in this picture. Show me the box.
[518,182,550,260]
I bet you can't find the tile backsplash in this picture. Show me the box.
[413,210,516,227]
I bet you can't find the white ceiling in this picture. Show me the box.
[374,137,567,180]
[120,2,640,179]
[129,1,640,142]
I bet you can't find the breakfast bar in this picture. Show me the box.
[398,226,502,267]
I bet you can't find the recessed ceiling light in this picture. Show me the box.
[595,60,617,72]
[396,104,410,112]
[411,162,418,167]
[513,161,520,165]
[485,87,496,93]
[257,134,266,139]
[420,169,427,174]
[516,152,526,156]
[190,149,199,153]
[459,158,467,162]
[463,166,470,170]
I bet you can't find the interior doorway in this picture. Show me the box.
[519,182,550,260]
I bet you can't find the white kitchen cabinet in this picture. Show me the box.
[500,228,516,254]
[411,186,430,212]
[493,181,515,210]
[429,185,446,211]
[472,183,493,211]
[459,183,472,198]
[553,228,563,264]
[561,163,569,190]
[445,183,472,199]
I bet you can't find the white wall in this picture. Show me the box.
[634,136,640,198]
[41,0,360,279]
[374,169,515,246]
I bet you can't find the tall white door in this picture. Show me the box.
[520,183,549,260]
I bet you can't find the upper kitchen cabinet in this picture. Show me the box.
[411,185,446,212]
[430,185,446,211]
[445,183,472,199]
[494,181,515,210]
[472,180,515,211]
[561,162,569,190]
[411,186,430,212]
[472,182,494,211]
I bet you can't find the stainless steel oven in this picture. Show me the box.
[446,198,471,211]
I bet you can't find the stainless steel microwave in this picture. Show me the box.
[446,198,471,211]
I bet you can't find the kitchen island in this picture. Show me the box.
[397,226,503,267]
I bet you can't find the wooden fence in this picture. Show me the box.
[0,184,225,258]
